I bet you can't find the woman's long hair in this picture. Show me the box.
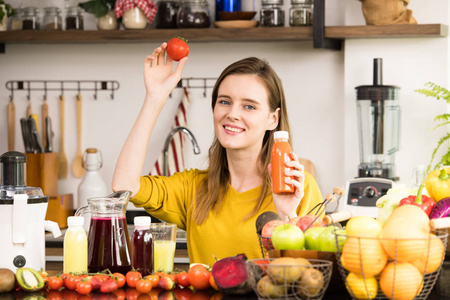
[193,57,291,224]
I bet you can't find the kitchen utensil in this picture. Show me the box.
[58,95,68,179]
[30,114,39,132]
[0,151,61,272]
[8,98,15,151]
[73,94,85,178]
[20,118,32,153]
[26,97,32,118]
[42,98,48,150]
[45,116,53,153]
[28,118,43,153]
[75,191,132,274]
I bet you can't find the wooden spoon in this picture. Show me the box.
[72,94,85,178]
[42,97,48,150]
[7,98,15,151]
[58,95,68,179]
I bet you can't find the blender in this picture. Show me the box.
[0,151,61,272]
[340,58,400,217]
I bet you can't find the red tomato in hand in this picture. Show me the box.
[126,271,142,288]
[187,265,211,290]
[167,37,189,62]
[48,276,64,290]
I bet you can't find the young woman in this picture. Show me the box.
[112,43,323,266]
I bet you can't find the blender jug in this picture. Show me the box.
[356,58,400,180]
[76,191,132,273]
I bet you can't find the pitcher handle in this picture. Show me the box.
[75,205,90,217]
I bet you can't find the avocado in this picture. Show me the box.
[0,268,16,293]
[15,268,44,292]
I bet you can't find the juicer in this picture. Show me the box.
[0,151,61,272]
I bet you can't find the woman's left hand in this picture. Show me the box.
[270,151,305,222]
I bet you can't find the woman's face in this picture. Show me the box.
[213,74,279,153]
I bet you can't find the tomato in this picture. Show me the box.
[90,276,103,290]
[112,272,126,288]
[100,278,118,293]
[147,274,160,288]
[60,273,70,287]
[209,275,219,291]
[77,280,93,295]
[94,274,110,283]
[188,264,211,290]
[40,271,49,287]
[65,275,81,290]
[176,271,190,288]
[48,276,64,290]
[136,278,153,294]
[166,37,189,62]
[126,271,142,288]
[125,288,141,300]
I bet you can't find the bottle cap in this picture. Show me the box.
[134,216,151,227]
[67,216,84,226]
[274,131,289,139]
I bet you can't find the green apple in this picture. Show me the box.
[319,226,347,252]
[271,224,305,250]
[304,226,326,250]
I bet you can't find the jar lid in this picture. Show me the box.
[262,0,284,5]
[134,216,151,227]
[274,131,289,139]
[44,7,61,14]
[291,0,313,4]
[68,216,84,226]
[66,6,83,14]
[22,7,39,16]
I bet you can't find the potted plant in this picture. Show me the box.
[415,82,450,172]
[0,0,14,31]
[78,0,119,30]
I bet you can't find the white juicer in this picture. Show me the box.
[0,151,61,272]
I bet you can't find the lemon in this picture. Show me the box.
[345,216,382,238]
[345,272,378,300]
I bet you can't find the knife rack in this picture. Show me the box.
[175,77,217,97]
[5,80,120,100]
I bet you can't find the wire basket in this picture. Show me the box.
[334,228,448,300]
[246,258,333,300]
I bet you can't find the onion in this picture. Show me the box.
[429,197,450,219]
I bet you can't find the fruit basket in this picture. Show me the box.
[334,216,450,300]
[246,258,333,300]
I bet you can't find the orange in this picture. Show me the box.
[346,216,382,238]
[345,272,377,300]
[341,237,387,277]
[379,262,422,300]
[410,234,445,274]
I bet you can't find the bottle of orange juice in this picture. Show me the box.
[272,131,294,194]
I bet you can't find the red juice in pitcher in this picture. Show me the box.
[87,216,132,274]
[131,217,153,276]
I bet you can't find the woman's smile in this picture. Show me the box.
[224,124,245,134]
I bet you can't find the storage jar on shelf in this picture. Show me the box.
[289,0,313,26]
[96,10,119,30]
[65,6,84,30]
[8,8,22,30]
[260,0,284,27]
[156,0,180,29]
[177,0,210,28]
[22,7,40,30]
[42,6,62,30]
[122,7,148,29]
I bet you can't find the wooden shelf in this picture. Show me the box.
[0,23,446,46]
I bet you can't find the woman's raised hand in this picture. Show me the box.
[143,42,188,101]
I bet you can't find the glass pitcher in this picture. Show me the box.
[75,191,132,273]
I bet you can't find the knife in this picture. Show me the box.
[20,118,32,153]
[28,117,43,153]
[45,116,53,153]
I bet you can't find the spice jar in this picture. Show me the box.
[97,10,119,30]
[22,7,40,30]
[122,7,148,29]
[177,0,210,29]
[65,6,84,30]
[43,7,62,30]
[156,0,180,29]
[260,0,284,27]
[8,8,23,30]
[289,0,313,26]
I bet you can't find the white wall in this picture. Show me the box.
[0,0,448,212]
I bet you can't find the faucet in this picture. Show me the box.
[163,127,201,176]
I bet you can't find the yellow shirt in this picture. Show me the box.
[131,169,323,266]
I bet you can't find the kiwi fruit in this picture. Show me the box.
[0,268,16,293]
[255,211,281,235]
[15,268,44,292]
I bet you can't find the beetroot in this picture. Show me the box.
[211,254,253,295]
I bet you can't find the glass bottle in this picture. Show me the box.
[177,0,211,28]
[289,0,313,26]
[8,8,23,30]
[43,7,62,30]
[22,7,40,30]
[260,0,284,27]
[65,6,84,30]
[64,216,88,274]
[156,0,180,29]
[131,217,153,276]
[271,131,294,194]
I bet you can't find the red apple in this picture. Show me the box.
[295,215,324,232]
[271,224,305,250]
[261,220,286,250]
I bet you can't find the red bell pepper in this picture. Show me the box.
[398,183,435,216]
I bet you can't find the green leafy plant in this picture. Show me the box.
[78,0,116,18]
[0,0,14,25]
[415,82,450,172]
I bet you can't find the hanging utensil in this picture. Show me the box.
[20,118,32,153]
[8,98,15,151]
[26,96,32,118]
[72,94,85,178]
[58,95,68,179]
[28,117,43,153]
[45,116,53,153]
[42,96,48,150]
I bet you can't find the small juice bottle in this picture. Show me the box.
[64,216,88,273]
[272,131,294,194]
[131,217,153,276]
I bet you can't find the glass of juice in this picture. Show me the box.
[150,223,177,273]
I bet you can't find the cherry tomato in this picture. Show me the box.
[147,274,160,288]
[77,280,93,295]
[188,265,211,290]
[136,278,153,294]
[100,278,119,293]
[176,271,190,288]
[166,37,189,62]
[60,273,70,287]
[94,274,111,283]
[126,271,142,288]
[209,275,219,291]
[65,275,81,290]
[112,272,126,288]
[48,276,64,290]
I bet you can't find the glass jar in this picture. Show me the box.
[156,0,180,29]
[43,7,62,30]
[22,7,40,30]
[65,6,84,30]
[177,0,210,29]
[122,7,148,29]
[260,0,284,27]
[289,0,313,26]
[96,10,119,30]
[8,8,23,30]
